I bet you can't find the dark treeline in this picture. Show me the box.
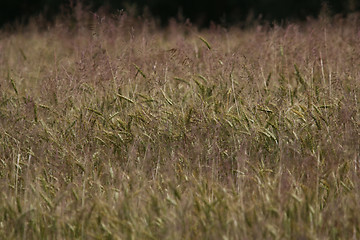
[0,0,359,27]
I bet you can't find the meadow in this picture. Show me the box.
[0,10,359,239]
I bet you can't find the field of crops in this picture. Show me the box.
[0,11,359,239]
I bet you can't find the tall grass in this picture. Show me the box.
[0,10,359,239]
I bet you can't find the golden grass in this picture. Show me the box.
[0,11,359,239]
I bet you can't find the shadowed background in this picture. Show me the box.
[0,0,359,27]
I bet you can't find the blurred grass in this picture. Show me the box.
[0,11,359,239]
